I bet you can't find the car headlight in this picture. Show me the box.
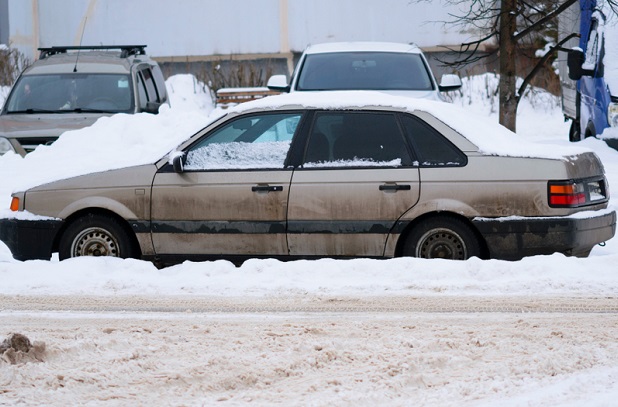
[608,102,618,127]
[0,137,15,155]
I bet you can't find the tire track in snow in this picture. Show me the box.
[1,295,617,313]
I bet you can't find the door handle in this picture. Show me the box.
[379,184,411,191]
[252,185,284,192]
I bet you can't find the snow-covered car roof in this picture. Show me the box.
[231,91,591,160]
[303,41,423,55]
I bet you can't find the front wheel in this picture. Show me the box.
[59,214,138,260]
[402,217,482,260]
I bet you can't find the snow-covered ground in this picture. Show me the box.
[1,74,617,406]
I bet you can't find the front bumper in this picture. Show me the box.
[473,210,617,260]
[0,218,63,261]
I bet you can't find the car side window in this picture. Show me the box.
[184,113,302,170]
[302,111,411,167]
[400,114,466,167]
[136,73,148,110]
[139,68,159,102]
[151,65,168,103]
[584,17,601,70]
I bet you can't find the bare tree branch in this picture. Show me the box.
[513,0,578,41]
[433,31,499,68]
[516,32,579,103]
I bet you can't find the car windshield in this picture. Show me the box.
[296,52,434,91]
[5,73,133,113]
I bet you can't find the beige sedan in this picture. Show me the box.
[1,95,615,264]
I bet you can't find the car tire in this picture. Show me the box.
[403,217,481,260]
[59,214,138,260]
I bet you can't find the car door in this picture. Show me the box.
[287,111,420,257]
[150,111,303,258]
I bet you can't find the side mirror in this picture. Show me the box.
[567,49,586,80]
[267,75,290,92]
[144,101,162,114]
[172,154,184,173]
[438,74,462,92]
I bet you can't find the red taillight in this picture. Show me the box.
[548,181,587,207]
[549,194,586,206]
[10,197,19,211]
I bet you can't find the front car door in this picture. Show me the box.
[150,111,303,261]
[287,110,420,257]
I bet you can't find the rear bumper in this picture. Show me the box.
[473,210,617,260]
[0,218,63,261]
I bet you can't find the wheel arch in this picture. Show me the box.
[52,208,142,257]
[393,211,490,259]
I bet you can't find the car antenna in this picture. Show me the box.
[73,17,87,72]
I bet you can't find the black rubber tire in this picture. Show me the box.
[59,214,138,260]
[403,217,482,260]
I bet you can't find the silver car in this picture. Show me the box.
[0,45,168,156]
[0,94,615,264]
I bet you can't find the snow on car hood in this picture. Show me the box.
[232,91,592,160]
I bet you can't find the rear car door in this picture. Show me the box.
[287,111,420,257]
[150,112,303,259]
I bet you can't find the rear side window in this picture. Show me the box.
[151,65,168,102]
[138,68,160,103]
[302,111,412,167]
[400,114,466,167]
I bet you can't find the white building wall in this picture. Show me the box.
[7,0,482,62]
[287,0,474,50]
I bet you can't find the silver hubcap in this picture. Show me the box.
[416,228,467,260]
[71,227,120,257]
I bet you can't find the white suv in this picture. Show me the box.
[267,41,461,100]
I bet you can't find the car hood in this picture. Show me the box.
[0,112,108,138]
[27,164,158,193]
[376,90,443,101]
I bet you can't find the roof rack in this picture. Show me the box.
[38,45,147,59]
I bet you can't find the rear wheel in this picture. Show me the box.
[403,217,481,260]
[59,214,138,260]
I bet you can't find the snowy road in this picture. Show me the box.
[1,294,617,313]
[1,302,618,406]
